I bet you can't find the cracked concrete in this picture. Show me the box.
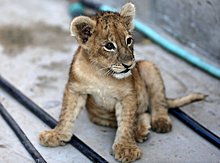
[0,0,219,163]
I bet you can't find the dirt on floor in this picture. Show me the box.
[0,22,74,57]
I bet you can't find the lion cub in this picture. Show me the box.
[39,3,205,163]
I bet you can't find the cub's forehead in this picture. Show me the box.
[92,11,127,30]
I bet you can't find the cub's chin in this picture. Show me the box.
[113,70,132,79]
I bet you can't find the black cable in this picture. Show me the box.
[0,76,108,163]
[0,102,47,163]
[169,108,220,149]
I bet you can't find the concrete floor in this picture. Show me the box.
[0,0,219,163]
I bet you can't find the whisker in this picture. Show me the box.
[107,70,112,76]
[90,59,98,66]
[107,69,115,77]
[104,69,111,76]
[110,70,115,76]
[98,66,110,73]
[104,69,114,77]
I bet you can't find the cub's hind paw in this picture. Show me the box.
[135,113,151,142]
[39,129,71,147]
[135,125,151,143]
[152,115,172,133]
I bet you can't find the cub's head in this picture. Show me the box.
[70,3,136,79]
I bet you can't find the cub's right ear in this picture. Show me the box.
[70,16,96,46]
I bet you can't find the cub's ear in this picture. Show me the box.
[70,16,96,45]
[119,3,135,31]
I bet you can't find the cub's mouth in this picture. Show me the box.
[120,69,130,74]
[113,69,132,79]
[111,62,135,79]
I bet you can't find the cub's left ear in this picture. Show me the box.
[70,16,96,46]
[119,3,135,31]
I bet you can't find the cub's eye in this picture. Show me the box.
[104,43,115,51]
[127,37,133,46]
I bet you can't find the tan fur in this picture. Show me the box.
[167,93,206,108]
[39,3,206,163]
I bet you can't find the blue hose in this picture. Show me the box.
[70,1,220,79]
[69,2,84,17]
[133,20,220,79]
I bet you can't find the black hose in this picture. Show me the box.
[0,76,108,163]
[169,108,220,149]
[0,102,47,163]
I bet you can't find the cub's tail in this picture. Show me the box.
[167,93,207,109]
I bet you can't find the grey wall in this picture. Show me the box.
[91,0,220,63]
[155,0,220,63]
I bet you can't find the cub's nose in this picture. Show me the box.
[122,63,132,69]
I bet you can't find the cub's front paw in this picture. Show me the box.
[39,129,71,147]
[152,114,172,133]
[113,142,142,163]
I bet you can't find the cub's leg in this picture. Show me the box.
[138,61,171,133]
[135,113,151,142]
[113,99,142,163]
[132,66,151,142]
[39,85,87,146]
